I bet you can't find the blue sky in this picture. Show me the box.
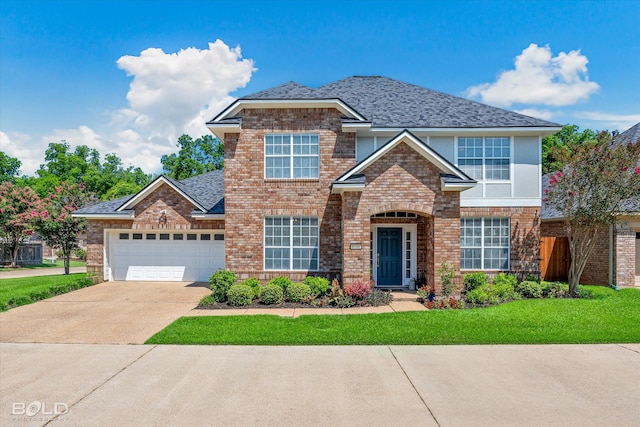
[1,0,638,175]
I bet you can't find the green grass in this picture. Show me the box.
[146,286,640,345]
[0,273,90,311]
[0,260,86,270]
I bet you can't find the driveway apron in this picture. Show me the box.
[0,281,211,344]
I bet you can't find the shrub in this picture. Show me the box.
[463,272,487,292]
[227,284,254,307]
[438,262,458,297]
[29,290,51,301]
[241,278,262,299]
[267,276,293,293]
[576,285,593,299]
[366,289,393,306]
[198,294,215,307]
[492,273,517,299]
[542,281,568,298]
[334,295,356,308]
[344,279,373,300]
[303,276,331,296]
[516,280,543,298]
[7,295,32,308]
[0,301,7,312]
[74,248,87,260]
[287,282,312,303]
[465,285,489,305]
[416,286,429,301]
[209,270,237,302]
[50,284,69,295]
[260,284,283,305]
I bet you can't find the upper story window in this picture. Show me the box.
[265,134,319,179]
[458,137,510,181]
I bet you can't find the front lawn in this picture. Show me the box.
[0,273,91,311]
[146,286,640,345]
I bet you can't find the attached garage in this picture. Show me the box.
[108,230,224,282]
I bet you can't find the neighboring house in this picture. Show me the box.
[540,122,640,287]
[74,76,561,289]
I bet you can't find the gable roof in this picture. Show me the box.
[332,130,476,193]
[614,122,640,145]
[73,170,224,218]
[217,76,561,129]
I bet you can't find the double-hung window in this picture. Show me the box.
[458,137,510,180]
[265,216,319,270]
[265,134,319,179]
[460,218,510,270]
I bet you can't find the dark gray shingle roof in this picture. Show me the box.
[74,170,224,215]
[240,76,560,128]
[614,122,640,145]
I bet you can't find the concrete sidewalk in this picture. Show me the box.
[0,266,86,279]
[1,343,638,427]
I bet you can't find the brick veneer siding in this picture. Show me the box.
[614,227,635,287]
[223,108,354,282]
[540,220,617,286]
[341,142,460,290]
[461,207,541,280]
[86,183,224,281]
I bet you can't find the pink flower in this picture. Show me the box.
[635,166,640,175]
[556,171,563,178]
[545,189,549,194]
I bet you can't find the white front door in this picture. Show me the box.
[109,231,224,282]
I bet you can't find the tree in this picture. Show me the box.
[0,182,40,268]
[545,138,640,296]
[33,182,93,274]
[0,152,22,182]
[541,125,617,174]
[161,134,224,180]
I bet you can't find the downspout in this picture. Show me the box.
[608,224,614,287]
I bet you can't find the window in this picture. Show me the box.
[214,234,225,241]
[146,234,156,240]
[201,234,211,241]
[119,233,129,240]
[132,233,142,240]
[265,134,319,179]
[458,137,510,180]
[159,233,170,240]
[460,218,510,270]
[265,216,319,270]
[173,234,183,240]
[187,234,197,241]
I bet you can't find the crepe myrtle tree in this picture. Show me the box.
[34,182,94,274]
[545,138,640,296]
[0,182,41,268]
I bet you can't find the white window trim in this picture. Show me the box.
[263,216,320,271]
[264,133,320,179]
[460,218,511,271]
[370,224,417,287]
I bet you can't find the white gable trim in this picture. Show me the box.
[117,176,206,212]
[210,99,367,123]
[337,130,471,182]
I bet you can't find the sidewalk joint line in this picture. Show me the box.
[388,346,441,427]
[43,345,158,426]
[617,344,640,355]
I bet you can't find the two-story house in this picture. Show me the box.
[74,76,561,290]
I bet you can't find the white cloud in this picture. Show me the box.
[0,40,256,177]
[116,40,255,140]
[467,44,599,107]
[574,112,640,132]
[514,109,554,121]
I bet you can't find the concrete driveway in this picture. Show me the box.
[1,343,639,427]
[0,281,211,344]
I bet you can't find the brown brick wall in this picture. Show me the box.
[223,108,354,282]
[86,183,224,282]
[615,227,635,287]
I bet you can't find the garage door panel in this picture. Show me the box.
[111,232,224,282]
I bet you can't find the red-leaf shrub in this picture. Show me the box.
[344,279,373,300]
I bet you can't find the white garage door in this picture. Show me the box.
[111,231,224,282]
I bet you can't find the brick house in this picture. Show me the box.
[74,76,561,289]
[540,122,640,287]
